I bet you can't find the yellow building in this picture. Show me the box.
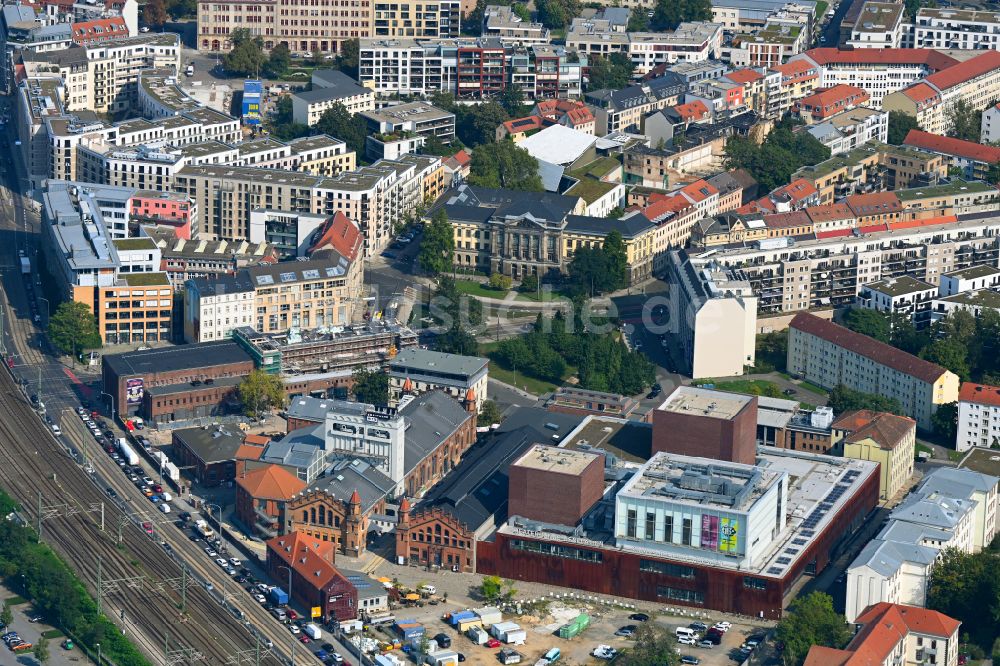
[833,410,916,501]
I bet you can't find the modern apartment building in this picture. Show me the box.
[373,0,461,38]
[482,4,549,45]
[291,71,375,126]
[957,382,1000,451]
[584,73,686,134]
[787,312,959,430]
[846,1,905,49]
[567,19,722,76]
[666,250,758,379]
[41,181,174,344]
[388,348,488,412]
[172,153,442,253]
[803,107,888,156]
[912,7,1000,51]
[359,102,455,143]
[856,275,938,326]
[883,50,1000,135]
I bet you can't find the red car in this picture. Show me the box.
[142,522,153,534]
[485,639,501,649]
[153,484,163,493]
[299,635,310,644]
[287,609,299,620]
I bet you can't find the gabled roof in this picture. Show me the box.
[789,312,951,384]
[832,410,915,450]
[266,531,345,591]
[904,129,1000,164]
[959,381,1000,407]
[799,48,959,70]
[805,202,853,223]
[724,68,764,84]
[846,191,903,216]
[925,49,1000,92]
[237,463,306,500]
[902,82,940,105]
[673,100,710,122]
[307,211,362,261]
[762,210,811,229]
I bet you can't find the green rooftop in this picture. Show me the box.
[570,156,621,181]
[114,238,157,251]
[864,275,936,297]
[123,272,170,287]
[896,179,997,201]
[938,289,1000,309]
[565,177,617,205]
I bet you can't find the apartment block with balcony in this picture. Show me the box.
[856,275,938,327]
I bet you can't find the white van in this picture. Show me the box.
[159,503,171,514]
[675,627,698,641]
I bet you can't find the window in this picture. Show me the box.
[626,509,637,538]
[640,560,694,578]
[743,577,767,590]
[656,586,704,604]
[682,518,692,546]
[664,514,674,543]
[645,512,656,540]
[510,539,603,563]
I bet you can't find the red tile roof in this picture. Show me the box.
[795,85,869,118]
[71,17,129,45]
[266,531,342,590]
[237,463,306,499]
[502,115,545,134]
[724,68,764,84]
[780,178,819,202]
[673,100,710,122]
[800,48,959,71]
[816,228,853,239]
[308,212,362,261]
[904,129,1000,164]
[805,202,854,224]
[846,192,902,216]
[858,223,889,234]
[773,59,820,83]
[832,410,916,449]
[925,49,1000,91]
[789,312,952,384]
[762,210,811,229]
[642,194,693,222]
[959,381,1000,407]
[889,214,958,231]
[902,82,940,106]
[680,179,718,203]
[803,646,852,666]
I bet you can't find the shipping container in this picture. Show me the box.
[491,622,526,645]
[473,607,502,626]
[424,649,459,666]
[467,626,488,645]
[448,611,476,626]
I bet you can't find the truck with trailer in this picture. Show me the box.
[194,519,214,539]
[303,623,322,640]
[116,438,139,466]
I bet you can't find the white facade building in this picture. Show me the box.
[958,382,1000,452]
[912,8,1000,51]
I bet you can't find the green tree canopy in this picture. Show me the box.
[266,43,291,77]
[496,84,527,117]
[652,0,711,30]
[587,53,636,91]
[267,95,310,141]
[48,301,101,359]
[352,367,389,404]
[468,141,544,191]
[456,102,510,147]
[927,546,1000,651]
[567,231,630,296]
[478,399,502,427]
[222,29,267,77]
[314,102,368,153]
[418,210,455,276]
[774,592,851,666]
[536,0,580,28]
[828,385,905,416]
[142,0,168,27]
[887,110,920,145]
[724,121,831,192]
[335,38,360,79]
[931,401,958,444]
[238,369,286,417]
[166,0,197,19]
[34,636,50,665]
[617,623,679,666]
[841,308,890,342]
[947,99,981,142]
[627,9,650,31]
[435,325,479,356]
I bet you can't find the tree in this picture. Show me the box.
[587,53,635,91]
[223,30,267,77]
[920,338,970,382]
[496,84,526,117]
[238,369,286,417]
[266,43,291,78]
[887,110,920,145]
[478,575,516,603]
[724,124,831,192]
[774,592,850,666]
[456,102,510,147]
[267,96,309,141]
[617,623,680,666]
[468,141,544,191]
[841,308,891,342]
[335,38,360,79]
[927,547,1000,651]
[652,0,710,30]
[142,0,168,27]
[48,301,101,362]
[627,9,650,31]
[34,636,49,665]
[351,367,389,404]
[0,603,11,629]
[487,273,513,291]
[603,230,629,292]
[931,401,958,444]
[166,0,197,19]
[520,274,539,293]
[478,400,502,427]
[418,210,455,276]
[947,99,981,142]
[828,385,905,416]
[314,102,368,153]
[436,325,480,356]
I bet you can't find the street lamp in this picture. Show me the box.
[96,642,101,665]
[37,296,49,329]
[206,502,222,532]
[99,391,117,424]
[277,565,295,666]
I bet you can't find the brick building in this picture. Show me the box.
[236,464,306,537]
[651,386,759,465]
[265,532,358,622]
[284,487,370,557]
[102,342,255,425]
[507,445,605,527]
[172,425,264,487]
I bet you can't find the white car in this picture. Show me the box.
[229,557,242,567]
[254,594,266,604]
[215,558,228,568]
[204,547,218,557]
[592,645,617,660]
[289,625,301,635]
[713,622,731,633]
[678,636,698,645]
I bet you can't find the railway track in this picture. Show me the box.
[0,373,286,666]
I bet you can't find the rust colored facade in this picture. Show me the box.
[395,501,477,572]
[652,398,758,465]
[265,532,359,621]
[477,467,880,618]
[283,489,371,556]
[507,448,605,527]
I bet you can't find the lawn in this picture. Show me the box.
[454,279,509,300]
[915,443,933,460]
[796,380,829,397]
[694,379,785,398]
[816,0,829,16]
[948,449,965,463]
[514,288,564,302]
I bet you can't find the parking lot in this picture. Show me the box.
[2,587,90,665]
[361,594,769,666]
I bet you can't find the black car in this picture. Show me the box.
[178,512,192,522]
[106,487,117,498]
[188,534,200,542]
[629,613,650,622]
[433,633,451,649]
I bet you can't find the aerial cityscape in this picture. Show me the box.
[0,0,998,663]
